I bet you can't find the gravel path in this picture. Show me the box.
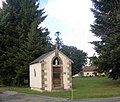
[0,90,120,102]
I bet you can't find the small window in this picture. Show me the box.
[53,57,60,65]
[34,69,36,77]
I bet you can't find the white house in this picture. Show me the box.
[29,49,73,92]
[82,66,96,76]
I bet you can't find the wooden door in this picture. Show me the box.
[53,67,61,88]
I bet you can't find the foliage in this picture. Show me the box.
[55,31,63,49]
[54,32,87,75]
[61,45,87,75]
[0,0,52,85]
[91,0,120,79]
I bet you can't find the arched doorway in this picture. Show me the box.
[52,56,63,89]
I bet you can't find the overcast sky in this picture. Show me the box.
[0,0,2,7]
[40,0,100,57]
[0,0,100,57]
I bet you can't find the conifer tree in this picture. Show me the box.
[55,31,63,49]
[0,0,52,85]
[91,0,120,79]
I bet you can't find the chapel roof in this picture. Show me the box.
[30,49,73,65]
[83,66,96,72]
[30,50,53,64]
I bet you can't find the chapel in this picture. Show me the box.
[29,48,73,92]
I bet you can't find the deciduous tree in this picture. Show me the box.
[61,45,87,75]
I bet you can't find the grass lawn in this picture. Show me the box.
[72,77,120,98]
[1,77,120,99]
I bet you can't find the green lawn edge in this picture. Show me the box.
[0,77,120,99]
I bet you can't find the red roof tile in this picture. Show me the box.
[83,66,96,72]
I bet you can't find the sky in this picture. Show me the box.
[0,0,2,7]
[0,0,100,57]
[40,0,100,57]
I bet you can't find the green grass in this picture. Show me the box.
[1,77,120,99]
[72,77,120,98]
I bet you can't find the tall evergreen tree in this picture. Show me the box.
[91,0,120,79]
[0,0,21,85]
[55,31,63,49]
[0,0,52,85]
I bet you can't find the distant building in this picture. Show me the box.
[82,66,97,76]
[29,49,73,92]
[72,73,79,78]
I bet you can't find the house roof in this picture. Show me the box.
[83,66,96,72]
[30,49,73,65]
